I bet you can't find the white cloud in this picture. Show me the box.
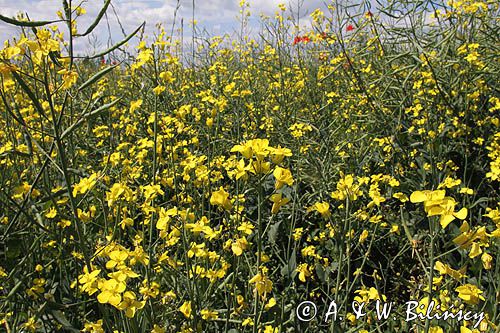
[0,0,330,53]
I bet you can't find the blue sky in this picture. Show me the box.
[0,0,331,54]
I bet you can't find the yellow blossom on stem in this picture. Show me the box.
[73,172,99,197]
[179,300,192,319]
[455,284,485,305]
[82,320,104,333]
[433,261,466,280]
[231,237,248,256]
[307,201,331,218]
[249,271,273,298]
[269,193,290,214]
[200,309,219,320]
[453,221,488,258]
[210,186,233,210]
[273,166,294,190]
[153,85,166,95]
[97,279,126,306]
[268,145,292,164]
[331,172,362,201]
[78,266,101,295]
[151,324,166,333]
[106,250,129,270]
[410,189,467,228]
[118,291,145,318]
[481,252,492,270]
[57,69,78,89]
[296,263,312,282]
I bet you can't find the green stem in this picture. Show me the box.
[253,180,264,333]
[424,221,436,333]
[335,197,349,305]
[43,63,91,269]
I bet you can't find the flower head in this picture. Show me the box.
[210,187,233,211]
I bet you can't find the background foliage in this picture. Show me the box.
[0,0,499,332]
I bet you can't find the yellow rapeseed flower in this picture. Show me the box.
[273,166,293,190]
[179,300,192,319]
[410,190,467,228]
[455,284,485,305]
[97,279,126,306]
[210,186,233,211]
[249,272,272,298]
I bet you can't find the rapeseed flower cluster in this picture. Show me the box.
[0,0,498,332]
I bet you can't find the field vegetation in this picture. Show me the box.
[0,0,499,332]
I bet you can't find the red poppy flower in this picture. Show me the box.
[302,36,310,43]
[293,36,302,45]
[346,24,354,32]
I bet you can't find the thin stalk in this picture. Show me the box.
[253,180,264,333]
[424,220,437,333]
[43,63,91,269]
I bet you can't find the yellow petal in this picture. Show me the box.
[440,214,455,229]
[427,205,445,216]
[468,243,482,258]
[434,261,447,275]
[453,234,469,248]
[97,291,111,304]
[454,207,468,220]
[410,190,427,203]
[490,228,500,237]
[459,221,470,232]
[460,326,473,333]
[231,243,243,256]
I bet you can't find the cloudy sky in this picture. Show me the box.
[0,0,334,54]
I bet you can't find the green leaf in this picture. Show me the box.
[11,71,48,119]
[0,13,58,27]
[315,263,326,283]
[6,280,24,299]
[48,51,63,68]
[267,220,281,244]
[88,22,145,59]
[6,238,22,259]
[281,248,296,277]
[77,0,111,37]
[78,64,119,91]
[469,197,490,209]
[51,310,79,332]
[61,97,122,139]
